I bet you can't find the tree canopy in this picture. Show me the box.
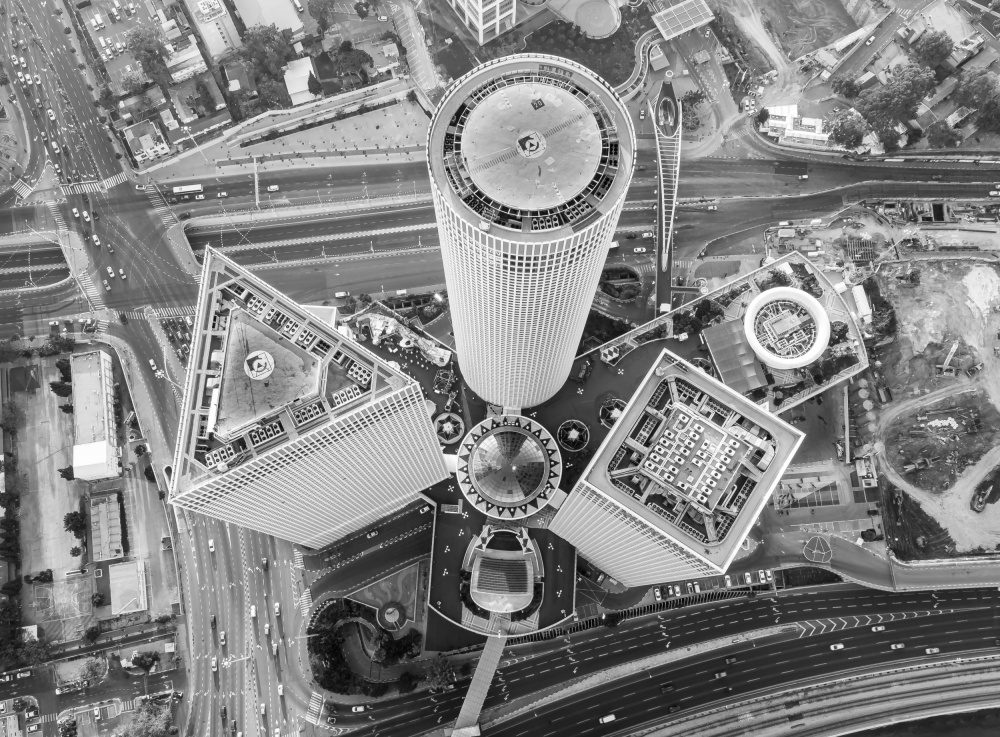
[307,0,338,33]
[954,68,1000,109]
[827,111,868,149]
[912,30,953,66]
[830,76,860,99]
[130,650,160,672]
[307,71,322,96]
[113,701,171,737]
[125,26,167,81]
[976,96,1000,133]
[427,654,456,692]
[925,120,961,148]
[239,24,296,81]
[64,511,87,538]
[854,63,935,149]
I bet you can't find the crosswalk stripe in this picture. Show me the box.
[101,171,128,189]
[61,181,104,195]
[45,202,68,231]
[12,178,32,199]
[78,271,106,309]
[145,190,178,227]
[293,551,304,569]
[298,587,312,616]
[306,691,323,724]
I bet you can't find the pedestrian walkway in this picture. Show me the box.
[77,271,106,309]
[454,635,506,732]
[120,305,195,320]
[45,201,68,231]
[12,178,32,199]
[293,550,304,569]
[39,714,57,724]
[146,189,177,227]
[298,587,313,616]
[306,692,324,724]
[101,171,128,189]
[61,180,104,195]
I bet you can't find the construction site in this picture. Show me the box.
[883,389,1000,492]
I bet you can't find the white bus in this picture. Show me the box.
[172,184,204,195]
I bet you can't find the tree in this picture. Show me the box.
[1,580,21,596]
[83,625,101,644]
[427,654,456,692]
[925,120,961,148]
[49,381,72,398]
[398,671,420,694]
[18,637,50,666]
[0,72,8,87]
[307,0,339,33]
[239,24,295,81]
[113,701,171,737]
[354,1,369,19]
[256,78,292,110]
[130,650,160,672]
[134,444,147,458]
[55,358,72,382]
[144,466,156,483]
[64,511,87,538]
[358,293,373,305]
[307,71,322,97]
[0,340,19,363]
[406,89,418,104]
[92,592,105,607]
[828,111,868,149]
[831,76,860,98]
[70,546,82,557]
[120,69,145,97]
[58,466,74,481]
[755,108,769,126]
[912,30,953,66]
[125,26,168,81]
[332,44,373,79]
[60,404,73,414]
[80,657,104,684]
[35,569,53,583]
[194,80,216,114]
[0,401,25,434]
[976,96,1000,133]
[855,63,934,134]
[681,89,706,109]
[954,68,1000,109]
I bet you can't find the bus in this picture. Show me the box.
[172,184,203,195]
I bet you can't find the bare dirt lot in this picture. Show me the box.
[751,0,859,58]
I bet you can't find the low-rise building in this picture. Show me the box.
[123,120,171,163]
[761,105,830,146]
[283,56,321,107]
[89,493,125,562]
[221,61,258,98]
[231,0,304,41]
[71,350,120,481]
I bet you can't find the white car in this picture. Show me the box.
[102,280,111,291]
[9,55,16,66]
[135,184,146,191]
[830,643,844,651]
[654,586,662,602]
[18,57,25,69]
[925,647,940,654]
[724,575,732,588]
[277,684,283,696]
[989,191,1000,197]
[634,247,647,253]
[195,194,205,200]
[352,706,367,713]
[33,74,39,85]
[890,643,905,650]
[641,231,653,238]
[264,622,270,636]
[106,266,115,278]
[250,605,257,618]
[149,359,157,371]
[15,72,23,84]
[82,210,90,222]
[217,192,228,198]
[866,35,876,45]
[764,570,773,583]
[92,235,101,246]
[744,572,753,585]
[758,569,766,583]
[639,108,646,120]
[119,269,126,279]
[274,602,281,616]
[260,703,266,716]
[208,539,215,553]
[798,175,809,180]
[72,207,79,218]
[707,205,717,211]
[872,625,885,632]
[211,657,217,672]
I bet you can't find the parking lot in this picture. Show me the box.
[78,1,152,94]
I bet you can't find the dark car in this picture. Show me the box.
[725,656,738,665]
[660,683,675,693]
[220,706,227,722]
[211,614,217,629]
[668,704,681,713]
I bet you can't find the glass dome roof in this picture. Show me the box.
[470,429,547,505]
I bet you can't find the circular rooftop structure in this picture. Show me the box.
[744,287,831,370]
[456,415,562,520]
[428,55,634,236]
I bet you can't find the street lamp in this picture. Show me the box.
[181,126,208,164]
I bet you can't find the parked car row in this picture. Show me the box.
[652,569,773,601]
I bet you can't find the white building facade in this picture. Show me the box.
[71,350,120,481]
[427,55,635,410]
[444,0,516,45]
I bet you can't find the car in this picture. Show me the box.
[660,683,675,693]
[872,625,885,632]
[82,211,90,222]
[926,647,940,654]
[119,269,126,279]
[260,703,266,716]
[40,130,47,140]
[798,175,809,180]
[713,671,726,679]
[33,74,39,85]
[220,706,227,721]
[262,557,269,570]
[102,280,111,291]
[0,674,12,683]
[931,174,942,180]
[625,233,637,239]
[420,505,431,514]
[8,54,15,66]
[866,35,876,45]
[26,726,39,734]
[92,235,101,246]
[830,643,845,651]
[277,684,283,696]
[707,205,717,211]
[654,586,662,602]
[989,191,1000,197]
[135,184,146,190]
[271,640,278,655]
[890,643,905,650]
[211,657,218,672]
[685,582,693,595]
[639,108,646,120]
[668,704,682,713]
[274,730,280,737]
[744,572,753,585]
[634,247,647,253]
[46,108,54,121]
[15,72,23,84]
[724,574,732,588]
[327,717,337,725]
[211,614,217,629]
[641,231,653,238]
[18,56,25,68]
[106,266,115,278]
[220,630,226,645]
[208,539,215,552]
[765,569,773,583]
[195,194,205,200]
[93,708,101,720]
[230,722,237,734]
[673,584,682,597]
[366,529,380,539]
[250,605,257,618]
[149,359,157,371]
[72,207,80,218]
[217,192,228,198]
[264,622,270,636]
[758,570,766,583]
[377,13,389,20]
[352,706,368,713]
[725,656,738,665]
[599,715,616,724]
[274,602,281,616]
[107,243,114,253]
[266,185,280,192]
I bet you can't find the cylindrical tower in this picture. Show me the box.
[427,54,635,409]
